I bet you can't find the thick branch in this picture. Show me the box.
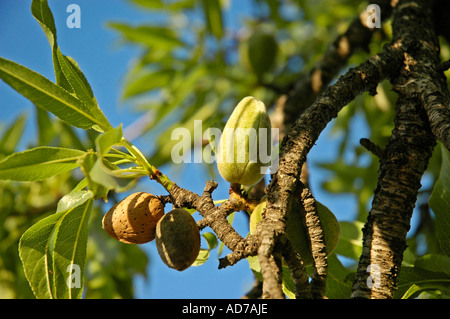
[351,0,441,299]
[300,187,328,299]
[258,232,285,299]
[280,235,312,299]
[258,45,403,299]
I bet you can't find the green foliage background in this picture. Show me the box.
[0,0,449,299]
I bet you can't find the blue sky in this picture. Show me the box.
[0,0,418,299]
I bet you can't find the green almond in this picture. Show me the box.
[217,96,272,186]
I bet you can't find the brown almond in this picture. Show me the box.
[155,208,200,271]
[102,192,165,244]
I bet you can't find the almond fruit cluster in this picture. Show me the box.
[102,192,200,271]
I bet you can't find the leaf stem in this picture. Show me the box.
[120,137,174,190]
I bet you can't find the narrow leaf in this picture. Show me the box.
[201,0,223,39]
[395,266,450,298]
[52,193,94,299]
[31,0,112,132]
[0,146,85,181]
[0,112,27,155]
[87,125,137,192]
[31,0,57,48]
[108,23,183,49]
[95,125,123,156]
[19,210,67,298]
[19,191,94,299]
[89,158,137,192]
[57,50,95,104]
[202,232,218,250]
[122,68,175,100]
[56,50,111,131]
[35,107,56,146]
[414,254,450,277]
[31,0,71,90]
[79,152,109,200]
[0,57,107,131]
[335,221,364,260]
[192,249,210,267]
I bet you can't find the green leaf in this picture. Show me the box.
[335,220,364,260]
[401,284,421,299]
[57,49,95,104]
[429,144,450,256]
[35,107,56,146]
[31,0,57,48]
[0,112,27,155]
[192,232,219,267]
[56,189,94,213]
[325,253,354,298]
[95,125,123,156]
[201,0,223,39]
[129,0,164,9]
[82,125,136,194]
[202,232,218,250]
[31,0,71,90]
[281,264,296,299]
[192,249,210,267]
[31,1,112,131]
[0,57,108,131]
[395,265,450,299]
[19,191,94,298]
[151,100,219,166]
[129,0,195,11]
[0,146,85,181]
[108,23,183,49]
[79,152,109,200]
[414,254,450,277]
[122,68,175,100]
[56,51,111,132]
[89,158,137,192]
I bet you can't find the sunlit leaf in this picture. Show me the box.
[19,191,94,299]
[0,146,85,181]
[335,221,364,260]
[200,0,223,39]
[0,57,109,131]
[122,68,175,100]
[31,0,70,89]
[108,23,183,49]
[0,112,27,155]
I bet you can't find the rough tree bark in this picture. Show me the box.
[351,0,449,298]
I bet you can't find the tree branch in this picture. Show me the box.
[257,44,403,298]
[351,0,442,298]
[280,234,312,299]
[300,186,328,299]
[167,181,247,254]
